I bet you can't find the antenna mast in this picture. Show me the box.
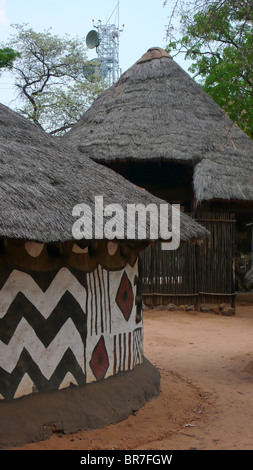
[86,2,124,87]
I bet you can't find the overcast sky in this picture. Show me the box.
[0,0,190,108]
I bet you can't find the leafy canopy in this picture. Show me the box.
[165,0,253,138]
[0,47,19,69]
[3,24,106,135]
[0,46,19,69]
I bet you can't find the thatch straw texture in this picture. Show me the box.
[62,47,253,204]
[0,103,208,243]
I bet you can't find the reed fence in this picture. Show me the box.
[140,211,236,309]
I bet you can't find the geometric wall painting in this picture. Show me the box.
[0,259,143,399]
[116,271,134,321]
[89,336,109,381]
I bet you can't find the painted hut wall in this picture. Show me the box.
[0,240,142,400]
[85,263,142,383]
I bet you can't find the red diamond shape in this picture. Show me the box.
[116,271,134,321]
[89,336,109,381]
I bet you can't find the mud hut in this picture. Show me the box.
[62,47,253,309]
[0,103,208,447]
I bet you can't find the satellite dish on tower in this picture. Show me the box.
[86,30,100,49]
[112,29,119,38]
[83,59,102,82]
[86,2,123,86]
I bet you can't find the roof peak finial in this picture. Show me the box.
[137,47,172,64]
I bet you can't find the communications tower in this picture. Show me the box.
[86,2,123,87]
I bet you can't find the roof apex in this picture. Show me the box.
[137,47,172,63]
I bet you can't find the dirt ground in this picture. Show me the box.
[10,301,253,451]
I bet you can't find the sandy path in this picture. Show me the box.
[10,302,253,450]
[142,303,253,450]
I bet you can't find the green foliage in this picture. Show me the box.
[3,24,106,135]
[166,0,253,138]
[0,47,19,69]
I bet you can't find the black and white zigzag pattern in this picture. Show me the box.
[0,268,87,399]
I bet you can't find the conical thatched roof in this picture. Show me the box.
[62,47,253,204]
[0,103,208,243]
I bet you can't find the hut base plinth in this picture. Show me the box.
[0,357,160,449]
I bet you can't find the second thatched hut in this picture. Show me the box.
[62,47,253,310]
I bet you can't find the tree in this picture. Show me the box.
[0,47,19,70]
[165,0,253,138]
[3,24,106,135]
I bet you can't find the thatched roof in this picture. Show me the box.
[62,47,253,204]
[0,103,208,243]
[245,268,253,288]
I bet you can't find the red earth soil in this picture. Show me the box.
[10,301,253,451]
